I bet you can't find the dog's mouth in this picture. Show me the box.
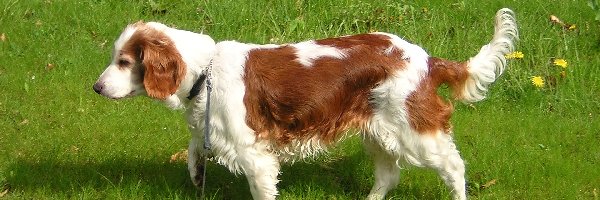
[106,90,138,100]
[93,81,143,100]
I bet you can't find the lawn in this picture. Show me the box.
[1,0,599,199]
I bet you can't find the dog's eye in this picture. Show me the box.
[118,59,131,67]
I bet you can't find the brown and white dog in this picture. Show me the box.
[93,9,517,200]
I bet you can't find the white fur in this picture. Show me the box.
[462,8,519,102]
[366,33,431,167]
[94,25,145,99]
[292,41,347,67]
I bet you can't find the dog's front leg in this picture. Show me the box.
[237,145,281,200]
[187,128,206,187]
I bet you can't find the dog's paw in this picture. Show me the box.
[192,163,205,188]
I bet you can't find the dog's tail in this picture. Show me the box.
[429,8,518,103]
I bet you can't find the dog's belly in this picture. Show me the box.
[271,130,357,163]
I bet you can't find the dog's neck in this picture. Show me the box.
[157,27,216,109]
[187,59,212,100]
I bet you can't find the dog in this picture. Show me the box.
[93,8,517,200]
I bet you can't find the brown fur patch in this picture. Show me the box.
[428,57,469,99]
[316,33,394,49]
[405,57,468,134]
[120,23,186,100]
[243,34,406,145]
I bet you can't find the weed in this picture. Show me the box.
[0,0,599,199]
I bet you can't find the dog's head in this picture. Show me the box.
[93,21,187,101]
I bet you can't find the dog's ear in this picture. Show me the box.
[139,28,186,100]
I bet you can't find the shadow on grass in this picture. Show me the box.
[278,150,445,199]
[6,157,248,199]
[7,152,445,199]
[278,151,372,198]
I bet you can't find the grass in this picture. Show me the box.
[1,0,599,199]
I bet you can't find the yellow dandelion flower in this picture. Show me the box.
[513,51,524,59]
[505,53,513,59]
[531,76,545,88]
[553,59,568,68]
[505,51,524,59]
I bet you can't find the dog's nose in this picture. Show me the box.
[93,82,103,94]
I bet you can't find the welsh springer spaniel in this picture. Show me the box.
[93,8,518,200]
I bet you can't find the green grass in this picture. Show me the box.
[1,0,599,199]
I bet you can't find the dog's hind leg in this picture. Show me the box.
[364,135,401,200]
[419,132,466,200]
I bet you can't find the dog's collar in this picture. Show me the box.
[187,61,212,100]
[186,73,206,100]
